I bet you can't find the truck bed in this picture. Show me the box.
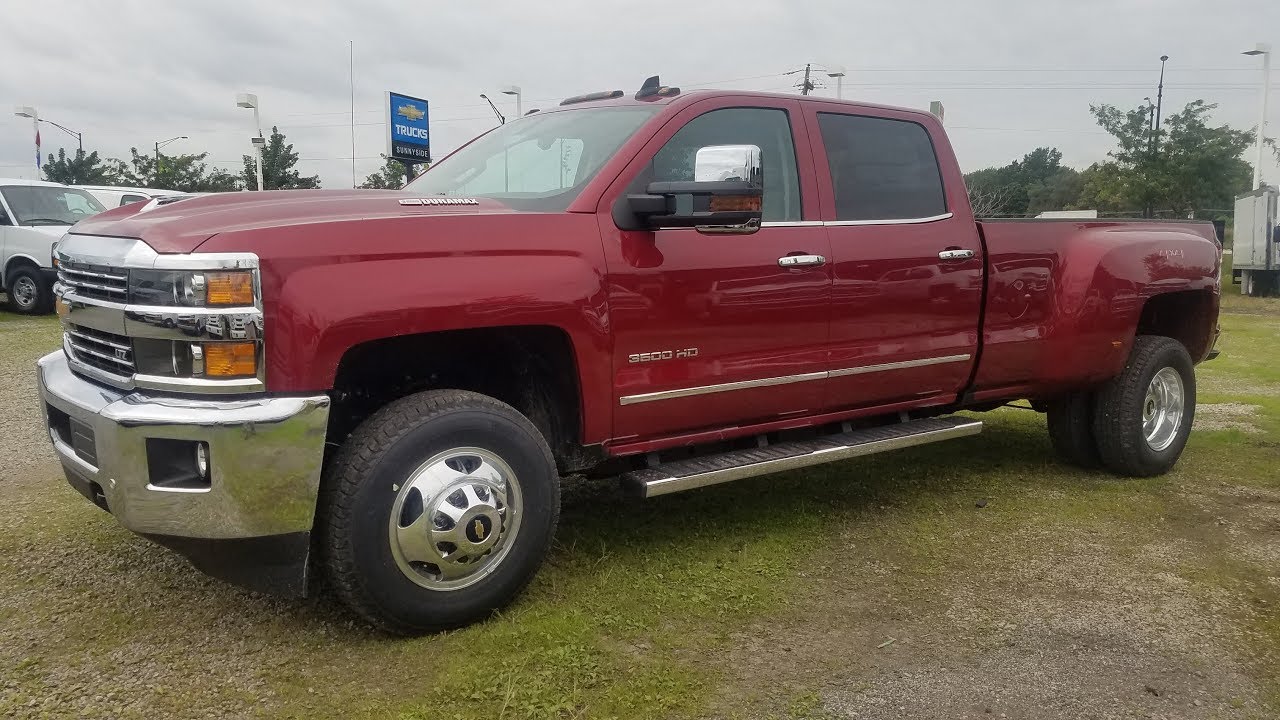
[970,218,1221,401]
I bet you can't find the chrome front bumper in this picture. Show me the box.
[36,351,330,595]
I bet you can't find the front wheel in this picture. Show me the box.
[1092,336,1196,477]
[5,267,52,314]
[321,389,560,635]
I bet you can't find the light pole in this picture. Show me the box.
[1152,55,1169,156]
[236,93,265,191]
[826,67,846,99]
[154,136,187,183]
[479,94,506,125]
[501,85,523,117]
[1244,43,1272,189]
[13,106,40,176]
[15,107,82,155]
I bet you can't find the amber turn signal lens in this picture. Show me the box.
[203,342,257,377]
[205,272,254,306]
[709,195,762,212]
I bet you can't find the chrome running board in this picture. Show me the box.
[622,416,983,498]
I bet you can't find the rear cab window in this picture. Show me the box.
[814,112,947,222]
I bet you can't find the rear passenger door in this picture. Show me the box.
[805,103,984,413]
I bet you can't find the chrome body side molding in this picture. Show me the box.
[619,354,973,405]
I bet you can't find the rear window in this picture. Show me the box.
[816,113,947,222]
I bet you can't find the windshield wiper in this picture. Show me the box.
[23,218,73,226]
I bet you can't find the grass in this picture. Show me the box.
[1,280,1279,718]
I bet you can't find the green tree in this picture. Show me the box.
[110,148,243,193]
[359,155,419,189]
[41,148,121,185]
[964,147,1082,216]
[1080,100,1253,216]
[240,126,321,190]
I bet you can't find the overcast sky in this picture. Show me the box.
[3,0,1278,189]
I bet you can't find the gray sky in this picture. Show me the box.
[3,0,1278,189]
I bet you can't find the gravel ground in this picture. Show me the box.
[2,300,1277,719]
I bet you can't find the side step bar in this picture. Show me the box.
[622,416,983,498]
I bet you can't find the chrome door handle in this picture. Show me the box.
[938,249,975,261]
[778,254,826,268]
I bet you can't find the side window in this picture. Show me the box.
[640,107,801,222]
[120,194,147,206]
[816,113,947,222]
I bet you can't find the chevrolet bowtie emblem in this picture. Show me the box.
[473,518,486,541]
[397,103,425,121]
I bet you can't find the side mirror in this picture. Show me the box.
[621,144,763,233]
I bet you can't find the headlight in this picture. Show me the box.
[129,270,256,307]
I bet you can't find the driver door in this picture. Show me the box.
[597,99,831,445]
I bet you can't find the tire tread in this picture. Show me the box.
[319,389,558,634]
[1092,335,1194,477]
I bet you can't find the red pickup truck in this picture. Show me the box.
[39,82,1221,634]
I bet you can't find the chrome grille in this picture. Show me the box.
[58,261,128,303]
[65,324,135,378]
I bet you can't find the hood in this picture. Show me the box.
[68,189,515,253]
[20,225,70,239]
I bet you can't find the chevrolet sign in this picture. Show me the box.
[386,91,431,165]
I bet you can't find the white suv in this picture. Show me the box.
[76,185,185,209]
[0,178,107,314]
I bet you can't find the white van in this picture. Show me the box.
[0,178,107,314]
[76,185,184,209]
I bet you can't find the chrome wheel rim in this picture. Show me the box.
[12,276,37,308]
[1143,367,1185,452]
[388,447,522,591]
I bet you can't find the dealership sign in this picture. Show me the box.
[386,91,431,164]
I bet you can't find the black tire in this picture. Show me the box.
[1046,390,1100,468]
[1092,336,1196,477]
[5,266,52,314]
[320,389,560,635]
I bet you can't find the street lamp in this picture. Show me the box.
[479,94,506,125]
[236,92,265,191]
[1243,43,1272,189]
[1152,55,1169,156]
[501,85,523,118]
[154,136,187,180]
[15,105,83,154]
[826,66,846,99]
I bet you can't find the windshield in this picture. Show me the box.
[406,106,659,211]
[0,185,106,226]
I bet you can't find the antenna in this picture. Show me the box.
[349,40,356,188]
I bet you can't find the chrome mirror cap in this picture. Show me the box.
[694,144,762,186]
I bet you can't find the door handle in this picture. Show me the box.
[938,249,975,261]
[778,254,826,268]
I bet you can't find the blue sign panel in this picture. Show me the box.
[386,91,431,164]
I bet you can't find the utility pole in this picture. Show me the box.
[1144,96,1155,152]
[1152,55,1169,155]
[785,64,822,95]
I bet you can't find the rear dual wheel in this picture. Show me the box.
[1047,336,1195,477]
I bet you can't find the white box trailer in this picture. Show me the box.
[1232,187,1279,296]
